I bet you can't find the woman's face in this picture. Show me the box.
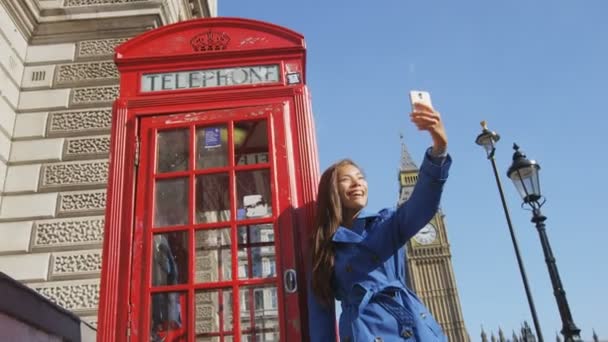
[337,164,368,212]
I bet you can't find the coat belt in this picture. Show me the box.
[343,281,407,315]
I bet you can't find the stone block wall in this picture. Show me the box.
[0,36,120,327]
[0,0,217,330]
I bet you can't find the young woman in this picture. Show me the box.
[308,103,451,341]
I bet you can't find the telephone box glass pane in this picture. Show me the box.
[239,285,280,341]
[196,125,228,169]
[157,129,190,173]
[150,291,188,341]
[235,121,269,166]
[154,178,188,227]
[236,170,272,220]
[152,232,189,286]
[196,337,233,342]
[196,173,230,223]
[195,228,232,283]
[237,224,276,279]
[195,289,233,341]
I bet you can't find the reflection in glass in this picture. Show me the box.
[196,125,228,169]
[150,291,187,342]
[234,121,269,166]
[154,178,188,227]
[195,337,233,342]
[195,228,232,283]
[241,333,278,342]
[238,225,276,279]
[239,286,280,341]
[236,170,272,220]
[196,336,234,342]
[157,129,189,173]
[196,174,230,223]
[195,289,233,341]
[152,232,188,286]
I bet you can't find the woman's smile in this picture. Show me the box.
[337,164,368,211]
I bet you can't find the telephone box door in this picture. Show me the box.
[131,104,298,341]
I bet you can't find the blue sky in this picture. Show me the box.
[220,1,608,340]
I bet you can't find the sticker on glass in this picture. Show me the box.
[244,194,269,218]
[204,127,221,149]
[286,72,301,85]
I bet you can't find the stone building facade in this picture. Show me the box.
[0,0,216,330]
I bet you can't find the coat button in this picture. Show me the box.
[374,337,383,342]
[345,264,353,273]
[401,330,413,338]
[371,254,380,263]
[342,337,351,342]
[421,313,427,319]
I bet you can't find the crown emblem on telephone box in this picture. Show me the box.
[190,31,231,52]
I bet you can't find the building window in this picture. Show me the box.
[254,289,264,311]
[242,291,250,310]
[270,288,277,309]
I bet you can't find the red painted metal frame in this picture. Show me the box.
[98,18,320,342]
[135,106,287,342]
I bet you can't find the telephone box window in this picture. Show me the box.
[157,129,189,173]
[237,224,276,279]
[195,228,232,283]
[236,170,272,220]
[152,232,189,286]
[196,125,228,169]
[235,120,269,166]
[196,173,231,223]
[154,178,188,227]
[195,289,234,340]
[239,285,280,341]
[150,291,188,341]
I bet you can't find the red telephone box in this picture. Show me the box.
[98,18,320,342]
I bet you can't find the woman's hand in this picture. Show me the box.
[410,103,448,155]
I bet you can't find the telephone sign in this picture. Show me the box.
[141,65,280,92]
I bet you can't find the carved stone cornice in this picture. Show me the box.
[1,0,215,45]
[32,13,162,45]
[190,0,213,18]
[1,0,213,45]
[1,0,41,40]
[62,0,148,7]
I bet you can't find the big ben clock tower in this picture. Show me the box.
[399,141,470,342]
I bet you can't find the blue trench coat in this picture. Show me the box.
[308,152,452,342]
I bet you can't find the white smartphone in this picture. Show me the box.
[409,90,433,110]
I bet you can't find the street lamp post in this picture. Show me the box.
[507,144,582,342]
[475,121,544,342]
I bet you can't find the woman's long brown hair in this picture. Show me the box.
[311,159,359,307]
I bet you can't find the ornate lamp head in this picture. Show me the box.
[475,120,501,158]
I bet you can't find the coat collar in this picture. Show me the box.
[331,210,379,243]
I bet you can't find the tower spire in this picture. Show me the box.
[481,325,488,342]
[521,321,536,342]
[399,133,418,171]
[513,330,520,342]
[499,327,506,342]
[593,329,599,342]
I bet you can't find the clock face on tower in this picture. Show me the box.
[413,223,437,245]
